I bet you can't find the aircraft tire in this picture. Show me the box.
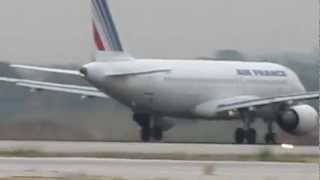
[234,128,245,144]
[265,133,276,144]
[141,127,151,142]
[133,113,152,142]
[246,128,256,144]
[153,127,163,141]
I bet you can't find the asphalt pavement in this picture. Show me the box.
[0,157,317,180]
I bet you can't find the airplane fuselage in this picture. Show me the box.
[85,59,306,120]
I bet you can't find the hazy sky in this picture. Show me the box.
[0,0,317,65]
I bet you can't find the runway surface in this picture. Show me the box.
[0,157,317,180]
[0,141,317,155]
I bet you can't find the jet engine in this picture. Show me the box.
[277,104,318,135]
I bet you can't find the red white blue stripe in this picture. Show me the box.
[91,0,123,51]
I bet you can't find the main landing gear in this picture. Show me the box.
[234,109,256,144]
[234,109,277,144]
[264,120,276,144]
[133,113,163,142]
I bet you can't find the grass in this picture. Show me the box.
[0,148,317,163]
[0,149,47,157]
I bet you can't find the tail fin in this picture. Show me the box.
[91,0,123,52]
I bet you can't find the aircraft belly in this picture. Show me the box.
[153,92,199,117]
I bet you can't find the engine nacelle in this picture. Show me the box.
[277,104,318,135]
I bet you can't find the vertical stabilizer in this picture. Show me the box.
[91,0,123,52]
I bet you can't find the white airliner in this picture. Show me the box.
[0,0,318,144]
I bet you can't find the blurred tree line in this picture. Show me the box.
[212,49,319,92]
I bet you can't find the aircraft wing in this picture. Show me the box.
[194,92,319,118]
[0,77,108,98]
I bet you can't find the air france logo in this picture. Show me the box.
[237,69,287,77]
